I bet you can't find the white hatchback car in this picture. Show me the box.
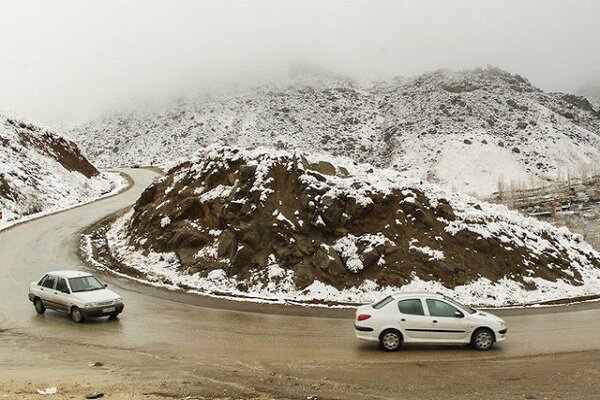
[28,270,124,323]
[354,292,507,351]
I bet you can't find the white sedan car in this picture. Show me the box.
[28,270,124,323]
[354,292,507,351]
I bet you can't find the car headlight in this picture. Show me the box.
[84,302,97,308]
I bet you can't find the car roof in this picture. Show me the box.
[46,270,93,279]
[390,292,446,300]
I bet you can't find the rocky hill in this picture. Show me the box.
[98,146,600,306]
[578,83,600,107]
[71,67,600,196]
[0,115,120,227]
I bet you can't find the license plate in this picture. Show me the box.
[102,307,115,313]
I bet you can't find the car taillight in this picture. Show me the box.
[357,314,371,321]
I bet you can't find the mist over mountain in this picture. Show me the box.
[71,67,600,196]
[578,80,600,106]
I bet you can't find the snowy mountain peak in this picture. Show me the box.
[71,67,600,196]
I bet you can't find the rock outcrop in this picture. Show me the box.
[104,147,600,305]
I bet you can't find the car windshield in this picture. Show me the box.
[68,276,104,292]
[444,296,477,314]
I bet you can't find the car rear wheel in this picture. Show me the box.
[34,298,46,314]
[71,307,84,323]
[379,329,402,352]
[472,328,494,351]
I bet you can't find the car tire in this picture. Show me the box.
[379,329,402,352]
[71,307,84,323]
[472,328,494,351]
[34,298,46,314]
[108,312,119,319]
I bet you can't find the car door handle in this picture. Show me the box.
[400,318,406,322]
[433,320,438,323]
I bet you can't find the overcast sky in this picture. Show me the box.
[1,0,599,125]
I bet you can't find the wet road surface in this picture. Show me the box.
[1,168,600,399]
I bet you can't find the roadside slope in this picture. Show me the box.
[0,115,120,228]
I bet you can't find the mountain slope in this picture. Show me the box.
[94,146,600,306]
[0,115,120,226]
[71,67,600,196]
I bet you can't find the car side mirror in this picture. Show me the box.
[454,311,464,318]
[62,290,70,294]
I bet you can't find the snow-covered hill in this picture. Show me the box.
[0,115,121,227]
[71,67,600,196]
[89,146,600,306]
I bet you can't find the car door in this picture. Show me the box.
[38,275,59,310]
[425,298,470,342]
[396,298,433,341]
[53,277,71,312]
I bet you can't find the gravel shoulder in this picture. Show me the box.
[2,330,600,400]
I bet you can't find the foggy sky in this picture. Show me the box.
[1,0,599,125]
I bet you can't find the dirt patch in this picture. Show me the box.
[8,118,99,178]
[0,172,16,202]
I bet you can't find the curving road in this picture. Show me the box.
[1,168,600,399]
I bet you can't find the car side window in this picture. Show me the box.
[398,299,425,315]
[426,299,461,318]
[372,295,394,309]
[41,275,57,289]
[56,278,69,293]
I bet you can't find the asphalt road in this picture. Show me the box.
[1,168,600,399]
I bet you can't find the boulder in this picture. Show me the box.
[230,245,254,275]
[436,203,455,220]
[218,230,238,259]
[293,262,315,289]
[310,161,336,176]
[319,195,344,230]
[239,165,257,183]
[361,247,381,269]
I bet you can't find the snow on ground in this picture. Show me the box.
[0,171,127,232]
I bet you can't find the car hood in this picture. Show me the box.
[470,310,505,325]
[72,288,121,303]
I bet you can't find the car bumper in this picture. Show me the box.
[496,328,507,342]
[81,303,124,318]
[354,325,378,342]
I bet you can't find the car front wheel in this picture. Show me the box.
[71,307,84,323]
[34,298,46,314]
[379,329,402,352]
[472,328,494,351]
